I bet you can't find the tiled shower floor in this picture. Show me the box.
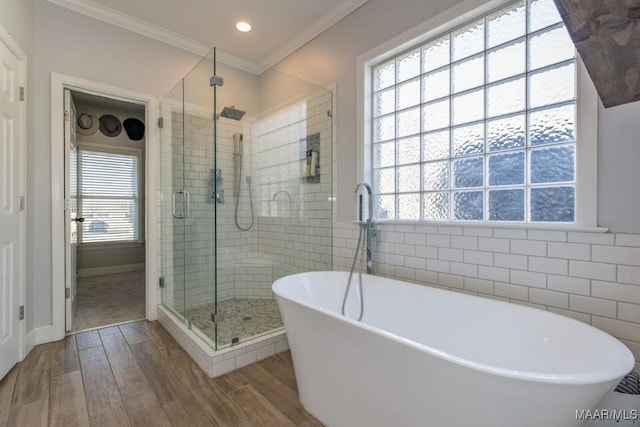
[186,298,283,348]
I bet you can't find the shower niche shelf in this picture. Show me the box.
[300,133,320,184]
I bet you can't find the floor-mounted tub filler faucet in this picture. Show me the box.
[341,182,376,321]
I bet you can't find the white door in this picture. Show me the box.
[64,90,78,331]
[0,33,24,379]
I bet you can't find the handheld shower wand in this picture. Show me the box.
[233,133,254,231]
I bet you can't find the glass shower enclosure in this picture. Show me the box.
[159,47,333,350]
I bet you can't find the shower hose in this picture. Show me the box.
[234,153,254,231]
[341,223,366,321]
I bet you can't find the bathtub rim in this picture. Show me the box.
[273,271,635,386]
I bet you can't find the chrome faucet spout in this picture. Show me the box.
[354,182,373,223]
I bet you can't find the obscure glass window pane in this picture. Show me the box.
[423,35,451,72]
[452,89,484,125]
[397,107,420,137]
[398,136,420,165]
[489,189,524,221]
[488,114,526,151]
[529,0,562,33]
[423,68,450,102]
[424,192,449,220]
[453,157,483,188]
[374,168,395,194]
[452,20,485,61]
[397,78,421,109]
[398,193,420,219]
[531,186,575,222]
[488,152,525,186]
[530,145,575,183]
[452,123,484,157]
[375,194,396,220]
[374,115,395,142]
[529,63,575,109]
[423,130,450,161]
[374,141,395,168]
[487,77,525,118]
[397,49,421,82]
[375,88,395,116]
[398,165,420,192]
[453,191,483,220]
[529,104,575,146]
[487,40,525,83]
[487,2,526,48]
[374,59,395,91]
[423,161,449,191]
[452,55,484,93]
[529,26,575,71]
[423,98,450,131]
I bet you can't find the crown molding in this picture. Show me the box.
[259,0,370,70]
[45,0,266,74]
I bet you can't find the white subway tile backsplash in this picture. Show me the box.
[450,262,478,278]
[426,259,450,274]
[568,232,614,245]
[618,266,640,285]
[463,227,493,237]
[591,281,640,305]
[479,238,510,253]
[527,230,566,242]
[405,233,426,245]
[529,288,568,309]
[547,308,591,324]
[426,234,450,248]
[510,239,546,256]
[438,248,464,262]
[438,274,464,289]
[569,261,616,281]
[619,303,640,323]
[569,295,617,318]
[547,242,591,261]
[450,236,478,250]
[464,278,494,295]
[494,253,527,270]
[592,245,640,266]
[437,226,463,236]
[592,316,640,343]
[510,270,546,289]
[416,269,438,284]
[494,282,528,301]
[394,244,415,256]
[547,274,590,296]
[464,250,494,266]
[528,257,568,275]
[493,228,527,239]
[478,266,510,282]
[617,234,640,247]
[415,245,438,259]
[405,256,426,270]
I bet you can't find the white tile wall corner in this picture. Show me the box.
[333,223,640,369]
[157,305,288,378]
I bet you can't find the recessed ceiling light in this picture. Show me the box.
[235,21,252,32]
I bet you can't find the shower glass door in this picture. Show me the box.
[160,48,219,347]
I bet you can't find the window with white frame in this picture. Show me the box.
[370,0,582,223]
[78,147,140,243]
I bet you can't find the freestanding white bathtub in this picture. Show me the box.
[273,272,635,427]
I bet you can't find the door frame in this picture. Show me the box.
[51,73,159,340]
[0,24,26,362]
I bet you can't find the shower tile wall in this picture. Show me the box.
[333,222,640,371]
[252,90,333,282]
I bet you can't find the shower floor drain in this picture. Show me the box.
[243,316,252,321]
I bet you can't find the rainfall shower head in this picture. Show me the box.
[219,106,246,121]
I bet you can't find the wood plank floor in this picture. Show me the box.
[0,320,321,427]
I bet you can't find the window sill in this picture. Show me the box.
[368,220,609,233]
[78,241,145,251]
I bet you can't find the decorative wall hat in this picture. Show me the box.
[76,111,99,135]
[123,118,145,141]
[99,114,122,137]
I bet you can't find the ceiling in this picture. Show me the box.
[46,0,369,74]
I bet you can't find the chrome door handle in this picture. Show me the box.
[172,190,185,219]
[183,190,190,218]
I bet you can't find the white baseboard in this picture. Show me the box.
[25,324,57,357]
[78,263,145,278]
